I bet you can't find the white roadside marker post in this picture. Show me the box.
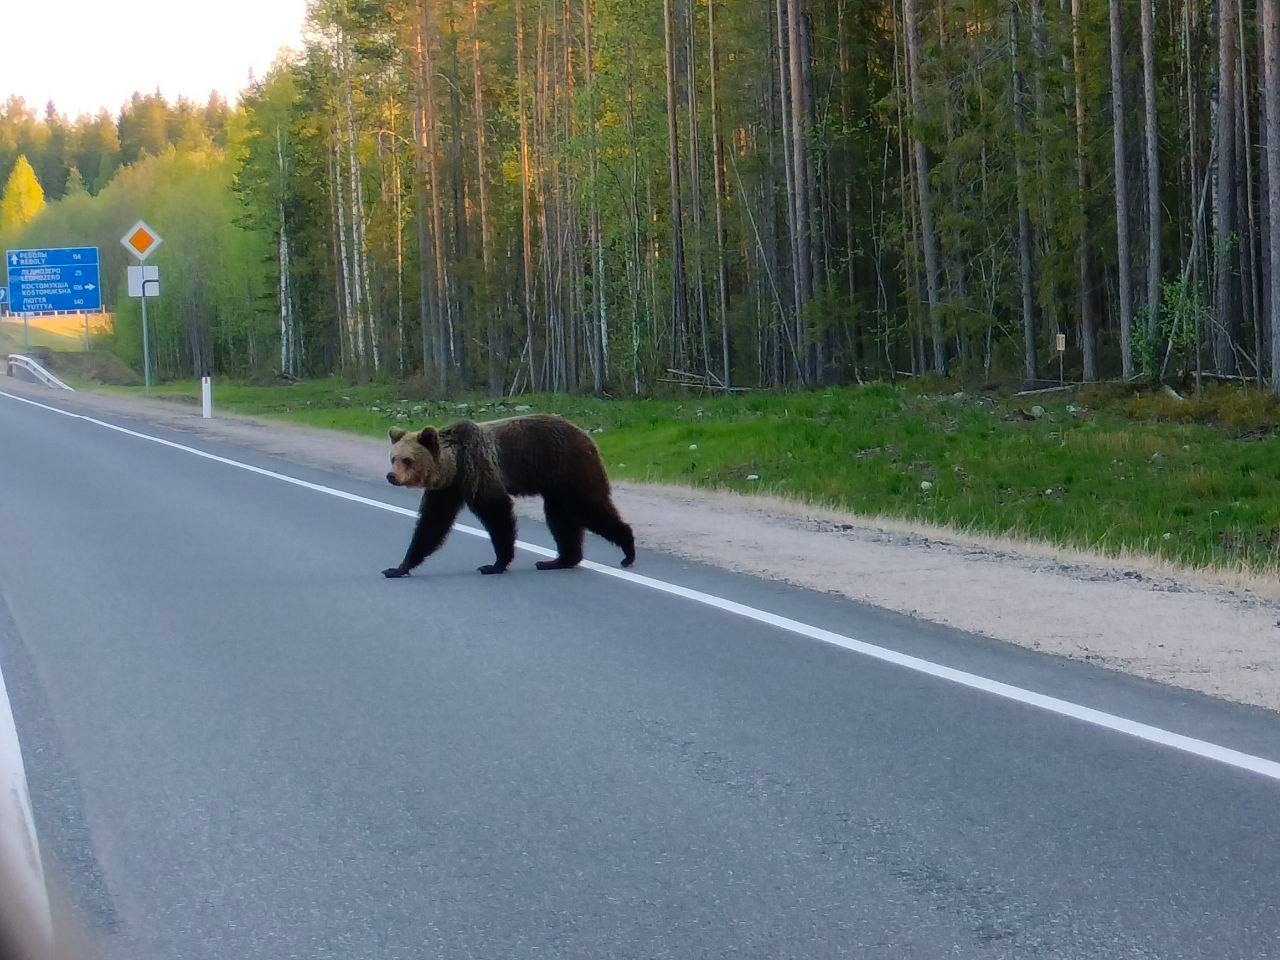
[202,375,212,419]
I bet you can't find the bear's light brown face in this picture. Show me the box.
[386,427,448,489]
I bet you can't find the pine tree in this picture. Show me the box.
[64,164,86,196]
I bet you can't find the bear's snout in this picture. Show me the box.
[386,472,399,486]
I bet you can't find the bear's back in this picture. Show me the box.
[483,415,603,498]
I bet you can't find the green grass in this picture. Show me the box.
[121,377,1280,574]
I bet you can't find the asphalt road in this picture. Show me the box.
[1,386,1279,960]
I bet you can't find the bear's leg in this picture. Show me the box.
[536,497,585,570]
[583,498,637,568]
[383,489,464,578]
[470,492,517,575]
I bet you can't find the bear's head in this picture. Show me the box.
[386,426,454,489]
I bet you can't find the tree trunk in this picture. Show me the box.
[418,0,451,384]
[516,0,539,390]
[332,125,357,368]
[412,101,434,379]
[1030,0,1057,336]
[787,0,815,377]
[903,0,946,373]
[662,0,690,362]
[1140,0,1160,346]
[684,0,710,374]
[1072,0,1099,380]
[339,38,368,371]
[1240,7,1261,385]
[392,129,405,375]
[447,17,469,382]
[773,0,802,381]
[1260,0,1271,370]
[275,124,293,377]
[470,0,500,394]
[1109,0,1135,378]
[583,0,607,394]
[1011,0,1039,383]
[1264,0,1280,394]
[707,0,731,390]
[1214,0,1240,375]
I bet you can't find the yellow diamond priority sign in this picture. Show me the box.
[121,220,163,261]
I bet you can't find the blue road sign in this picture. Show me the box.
[5,247,102,313]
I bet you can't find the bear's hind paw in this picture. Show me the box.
[382,567,409,579]
[477,564,508,575]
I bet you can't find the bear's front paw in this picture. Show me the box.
[382,567,409,579]
[477,564,507,575]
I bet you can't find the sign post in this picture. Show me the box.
[1056,332,1067,386]
[201,376,212,419]
[142,296,151,393]
[120,222,163,394]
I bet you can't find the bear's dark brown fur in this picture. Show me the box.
[382,414,635,578]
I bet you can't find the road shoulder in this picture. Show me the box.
[4,377,1276,713]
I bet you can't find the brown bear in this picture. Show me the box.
[382,414,636,578]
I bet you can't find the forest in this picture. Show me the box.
[2,0,1279,398]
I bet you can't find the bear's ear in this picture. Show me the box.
[389,427,407,443]
[418,426,441,457]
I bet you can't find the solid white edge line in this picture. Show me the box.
[4,387,1280,784]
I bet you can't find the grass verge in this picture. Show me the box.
[121,377,1280,575]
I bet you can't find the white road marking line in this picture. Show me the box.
[4,388,1280,784]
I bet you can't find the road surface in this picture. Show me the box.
[1,385,1279,959]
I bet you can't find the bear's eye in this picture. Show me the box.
[402,457,415,467]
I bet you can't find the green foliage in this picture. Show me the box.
[1131,276,1211,382]
[4,0,1268,398]
[2,145,274,380]
[0,94,225,205]
[1,154,46,229]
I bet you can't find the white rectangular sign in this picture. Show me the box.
[127,265,160,298]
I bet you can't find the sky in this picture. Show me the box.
[2,0,309,118]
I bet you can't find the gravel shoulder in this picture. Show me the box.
[6,377,1278,712]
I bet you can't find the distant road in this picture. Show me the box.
[1,385,1279,959]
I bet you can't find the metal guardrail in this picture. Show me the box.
[5,355,74,392]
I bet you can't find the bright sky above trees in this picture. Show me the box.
[5,0,307,117]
